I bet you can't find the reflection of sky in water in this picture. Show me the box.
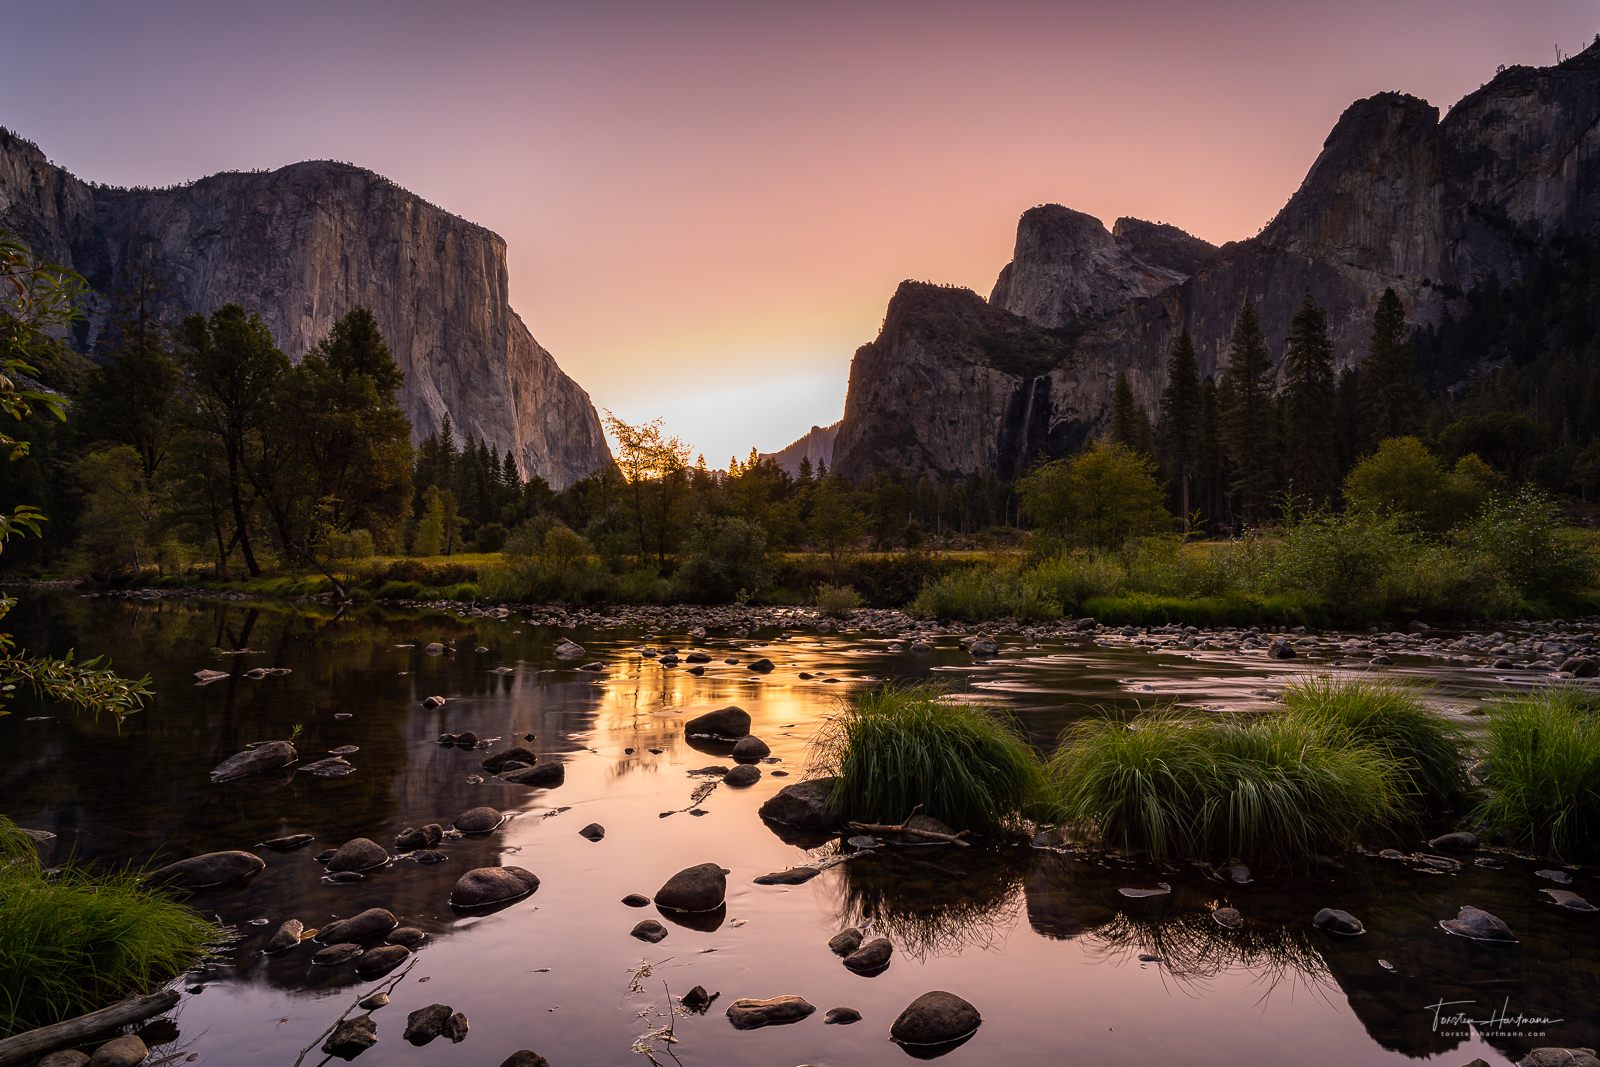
[0,594,1592,1065]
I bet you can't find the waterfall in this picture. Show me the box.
[1015,377,1040,471]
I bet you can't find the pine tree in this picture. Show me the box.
[1359,287,1417,447]
[1335,368,1362,478]
[1197,375,1223,529]
[1157,330,1202,532]
[1219,301,1277,525]
[1281,292,1338,508]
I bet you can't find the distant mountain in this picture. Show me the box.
[763,421,840,476]
[0,130,611,488]
[833,42,1600,481]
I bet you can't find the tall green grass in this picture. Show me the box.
[1282,676,1468,812]
[1047,710,1407,866]
[812,684,1046,834]
[0,817,223,1035]
[1475,688,1600,861]
[905,566,1062,622]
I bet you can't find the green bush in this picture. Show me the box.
[1475,688,1600,860]
[1455,486,1597,598]
[907,566,1062,622]
[1283,675,1468,812]
[815,583,863,617]
[676,515,772,602]
[1080,592,1324,628]
[812,684,1046,834]
[0,818,223,1035]
[1047,708,1407,865]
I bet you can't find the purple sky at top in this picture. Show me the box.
[2,0,1596,462]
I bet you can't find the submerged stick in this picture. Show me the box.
[0,990,180,1067]
[846,805,971,846]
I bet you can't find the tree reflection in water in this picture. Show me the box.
[833,843,1029,960]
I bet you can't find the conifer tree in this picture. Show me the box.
[1359,287,1417,447]
[1107,372,1156,457]
[1157,330,1202,532]
[1219,301,1277,525]
[1281,292,1338,507]
[1197,374,1223,529]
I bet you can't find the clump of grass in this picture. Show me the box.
[907,567,1062,622]
[1475,688,1600,861]
[0,817,224,1036]
[815,584,862,618]
[1047,709,1407,866]
[812,684,1046,834]
[1283,675,1468,812]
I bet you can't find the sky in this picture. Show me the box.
[2,0,1597,465]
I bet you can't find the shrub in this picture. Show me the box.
[1283,675,1468,812]
[1455,486,1597,598]
[474,522,509,553]
[812,684,1046,834]
[815,583,862,617]
[0,818,223,1035]
[1047,708,1407,866]
[676,515,772,602]
[1018,441,1171,549]
[1475,688,1600,860]
[907,566,1062,622]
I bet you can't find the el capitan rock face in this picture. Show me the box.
[835,44,1600,478]
[0,130,610,489]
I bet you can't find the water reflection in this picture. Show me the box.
[834,844,1030,959]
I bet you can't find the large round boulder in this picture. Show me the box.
[450,866,541,908]
[326,838,389,873]
[211,741,298,782]
[758,777,837,830]
[890,991,982,1047]
[148,850,265,888]
[685,707,751,738]
[655,862,728,912]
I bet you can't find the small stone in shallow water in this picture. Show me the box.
[1475,856,1507,869]
[828,928,864,956]
[261,834,315,851]
[656,863,728,911]
[301,757,356,777]
[329,745,359,755]
[1224,864,1252,885]
[890,991,982,1047]
[318,908,398,943]
[843,937,893,974]
[325,871,364,883]
[265,919,304,953]
[1439,905,1517,942]
[1313,908,1365,935]
[358,992,389,1010]
[387,927,429,946]
[312,942,363,966]
[1536,869,1574,884]
[450,866,540,908]
[1427,831,1478,850]
[404,1003,454,1045]
[724,764,761,786]
[326,838,389,873]
[753,866,820,885]
[453,806,503,834]
[1118,884,1171,898]
[1543,889,1598,912]
[847,836,879,849]
[578,823,605,841]
[631,920,669,943]
[412,850,447,864]
[334,713,354,720]
[680,985,717,1013]
[322,1016,377,1059]
[1412,853,1461,872]
[622,894,650,907]
[355,944,411,979]
[1212,907,1243,930]
[725,996,816,1029]
[824,1006,862,1024]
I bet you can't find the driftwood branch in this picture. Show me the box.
[0,990,180,1067]
[846,805,971,847]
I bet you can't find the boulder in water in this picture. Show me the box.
[890,991,982,1047]
[450,866,540,908]
[326,838,389,873]
[684,707,750,738]
[148,851,265,888]
[656,862,728,912]
[211,741,298,782]
[725,996,816,1029]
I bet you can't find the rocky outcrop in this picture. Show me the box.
[989,205,1188,326]
[0,129,611,488]
[763,421,840,476]
[831,282,1076,480]
[835,44,1600,477]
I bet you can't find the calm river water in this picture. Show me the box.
[3,592,1596,1066]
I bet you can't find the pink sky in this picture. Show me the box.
[3,0,1596,463]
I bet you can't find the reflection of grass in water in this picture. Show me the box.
[834,846,1027,960]
[1083,907,1333,994]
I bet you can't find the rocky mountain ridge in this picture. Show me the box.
[831,42,1600,481]
[0,130,611,489]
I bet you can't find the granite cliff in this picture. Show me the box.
[0,129,611,489]
[763,421,840,476]
[834,42,1600,480]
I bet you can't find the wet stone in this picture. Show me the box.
[724,764,762,786]
[1225,864,1252,885]
[1440,905,1517,942]
[387,927,429,947]
[211,740,297,782]
[843,937,893,974]
[829,928,864,956]
[746,658,775,672]
[725,995,816,1029]
[656,862,727,912]
[685,707,751,738]
[404,1003,453,1045]
[1313,908,1366,935]
[325,870,365,883]
[86,1036,147,1067]
[412,850,447,864]
[824,1006,863,1024]
[453,806,503,833]
[453,731,479,747]
[680,985,717,1013]
[631,920,669,943]
[1213,907,1243,930]
[450,866,540,907]
[326,838,389,873]
[301,757,356,777]
[754,866,820,885]
[482,747,539,773]
[1520,1051,1600,1067]
[891,990,982,1047]
[1475,856,1507,869]
[261,833,315,851]
[499,763,565,787]
[355,944,411,979]
[148,850,265,888]
[498,1054,551,1067]
[358,992,389,1010]
[1536,869,1574,884]
[265,918,304,953]
[322,1015,377,1059]
[395,824,443,850]
[731,735,771,760]
[758,777,838,830]
[1543,889,1598,912]
[579,822,606,841]
[1428,831,1479,851]
[622,893,651,907]
[313,942,364,966]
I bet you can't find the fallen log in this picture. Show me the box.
[846,805,971,847]
[0,990,180,1067]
